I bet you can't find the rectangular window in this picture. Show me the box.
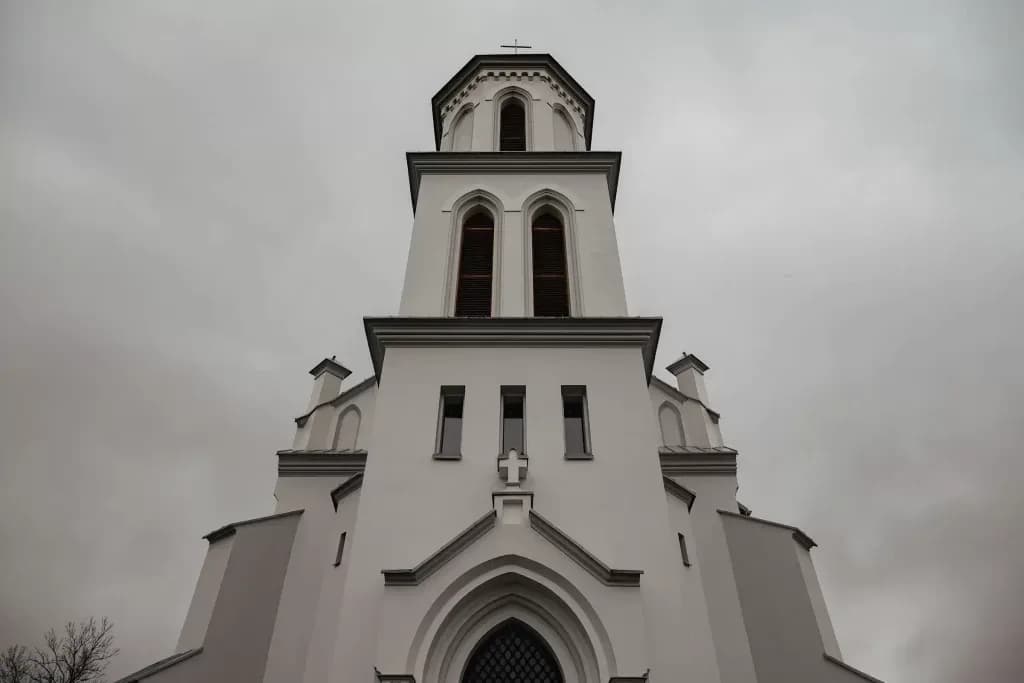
[334,532,347,567]
[678,533,692,567]
[436,386,465,459]
[561,386,590,458]
[501,386,525,454]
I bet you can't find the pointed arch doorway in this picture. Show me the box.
[461,619,564,683]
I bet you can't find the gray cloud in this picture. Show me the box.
[1,1,1021,680]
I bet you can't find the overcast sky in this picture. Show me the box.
[1,1,1022,681]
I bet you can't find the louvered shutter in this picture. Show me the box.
[454,212,494,317]
[499,100,526,151]
[531,213,570,316]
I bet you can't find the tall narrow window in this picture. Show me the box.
[553,108,575,151]
[436,386,465,459]
[333,532,347,567]
[499,99,526,151]
[561,386,590,458]
[452,107,474,151]
[678,533,691,567]
[501,386,525,454]
[532,212,571,316]
[454,211,494,317]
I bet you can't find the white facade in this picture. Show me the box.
[116,54,882,683]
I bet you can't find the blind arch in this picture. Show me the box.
[658,402,685,447]
[333,406,361,451]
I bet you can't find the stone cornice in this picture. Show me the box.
[308,357,351,380]
[823,654,885,683]
[277,449,367,476]
[382,511,497,586]
[666,352,709,375]
[405,151,622,212]
[330,474,364,510]
[364,316,661,384]
[203,509,303,543]
[718,509,817,551]
[529,511,642,587]
[431,53,595,151]
[659,446,738,475]
[113,648,203,683]
[662,476,696,511]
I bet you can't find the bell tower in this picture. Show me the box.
[399,54,626,319]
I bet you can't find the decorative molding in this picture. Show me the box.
[662,476,696,511]
[406,152,622,212]
[113,648,202,683]
[650,375,721,422]
[203,509,303,543]
[382,511,497,586]
[528,510,642,587]
[375,668,417,683]
[659,446,738,476]
[824,654,885,683]
[294,375,375,426]
[718,509,817,551]
[277,449,367,477]
[666,352,709,375]
[330,473,364,511]
[364,316,661,385]
[308,357,352,380]
[431,54,595,150]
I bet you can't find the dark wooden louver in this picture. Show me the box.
[499,100,526,151]
[532,213,571,316]
[454,212,494,317]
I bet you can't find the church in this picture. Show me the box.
[117,53,882,683]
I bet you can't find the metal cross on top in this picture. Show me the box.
[500,39,532,55]
[498,449,528,487]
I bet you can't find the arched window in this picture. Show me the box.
[333,406,361,451]
[452,107,474,151]
[659,402,685,446]
[531,212,570,316]
[462,620,563,683]
[499,99,527,151]
[553,108,575,151]
[454,210,495,317]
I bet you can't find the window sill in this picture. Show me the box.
[564,452,594,461]
[433,452,463,461]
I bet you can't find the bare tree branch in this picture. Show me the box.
[6,618,118,683]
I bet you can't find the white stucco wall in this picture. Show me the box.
[399,173,628,318]
[176,535,233,652]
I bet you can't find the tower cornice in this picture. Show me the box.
[405,151,622,212]
[431,53,596,151]
[363,316,661,384]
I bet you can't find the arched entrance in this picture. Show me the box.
[461,619,564,683]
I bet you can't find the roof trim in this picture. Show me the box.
[203,509,304,543]
[662,476,696,511]
[364,316,661,385]
[113,648,203,683]
[277,449,367,476]
[659,446,738,475]
[406,151,622,212]
[295,375,375,426]
[431,53,595,151]
[383,511,497,586]
[529,510,642,586]
[650,376,720,422]
[824,654,885,683]
[330,473,364,511]
[718,509,817,550]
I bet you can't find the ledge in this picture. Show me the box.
[277,449,367,476]
[824,654,885,682]
[375,669,416,683]
[529,510,642,586]
[718,509,817,551]
[203,509,304,543]
[406,151,622,211]
[565,451,594,461]
[659,446,738,475]
[432,452,463,461]
[113,648,203,683]
[662,476,696,511]
[383,511,497,586]
[365,316,662,384]
[330,474,364,510]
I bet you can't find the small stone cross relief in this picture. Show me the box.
[498,449,528,487]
